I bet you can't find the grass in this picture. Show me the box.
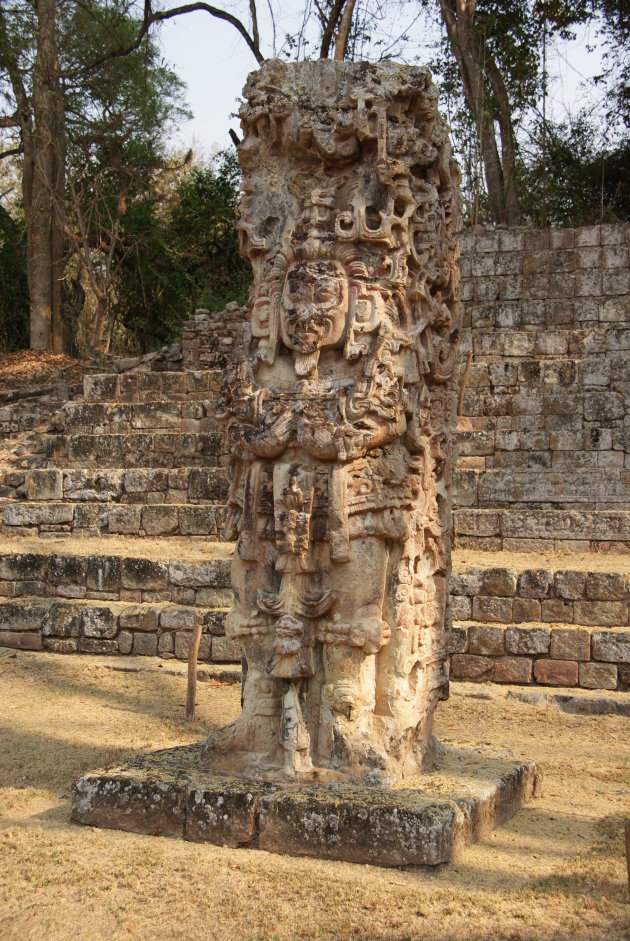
[0,649,629,941]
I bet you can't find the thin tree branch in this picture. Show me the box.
[320,0,347,58]
[0,113,20,128]
[74,0,264,74]
[0,146,22,160]
[333,0,358,60]
[248,0,260,54]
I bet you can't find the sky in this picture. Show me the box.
[156,6,607,158]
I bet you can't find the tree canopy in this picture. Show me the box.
[0,0,628,356]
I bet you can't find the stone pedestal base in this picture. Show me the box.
[72,745,539,867]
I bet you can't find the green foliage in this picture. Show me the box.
[520,115,630,225]
[0,205,29,352]
[113,149,251,352]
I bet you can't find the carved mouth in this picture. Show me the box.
[287,314,333,352]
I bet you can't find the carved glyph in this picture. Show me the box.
[204,59,462,783]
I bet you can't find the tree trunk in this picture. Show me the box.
[28,0,66,351]
[439,0,520,225]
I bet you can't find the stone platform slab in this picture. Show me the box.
[71,744,539,868]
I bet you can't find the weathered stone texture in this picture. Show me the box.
[454,222,630,553]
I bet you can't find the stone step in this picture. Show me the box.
[0,595,235,662]
[3,466,229,504]
[0,535,233,608]
[83,369,223,402]
[0,501,226,538]
[453,508,630,553]
[452,549,629,626]
[450,621,630,692]
[453,467,630,509]
[50,400,222,435]
[39,431,224,468]
[461,353,629,398]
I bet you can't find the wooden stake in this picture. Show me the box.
[186,625,203,720]
[625,821,630,901]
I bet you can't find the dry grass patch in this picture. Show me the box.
[0,650,629,941]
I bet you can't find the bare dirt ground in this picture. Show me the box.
[0,651,629,941]
[0,350,95,391]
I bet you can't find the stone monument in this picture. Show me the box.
[73,60,539,866]
[207,58,461,784]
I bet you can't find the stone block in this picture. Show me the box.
[2,504,74,527]
[106,507,141,535]
[584,391,624,422]
[210,635,241,662]
[534,332,568,356]
[554,571,586,600]
[505,627,550,655]
[174,631,211,661]
[187,469,230,503]
[575,269,602,296]
[493,657,533,684]
[72,745,539,867]
[118,631,133,654]
[87,555,121,593]
[550,628,591,661]
[24,469,63,500]
[578,662,617,690]
[84,374,118,400]
[450,596,471,620]
[0,553,48,582]
[178,506,215,536]
[0,630,43,651]
[449,654,494,681]
[49,554,88,586]
[195,588,233,608]
[472,597,513,623]
[43,638,78,654]
[119,608,158,632]
[603,270,630,294]
[482,568,517,597]
[42,602,81,638]
[468,626,504,656]
[142,506,179,536]
[81,607,117,639]
[541,599,574,623]
[78,638,119,654]
[0,601,46,631]
[123,469,168,494]
[534,659,578,686]
[121,558,169,591]
[574,601,627,626]
[133,633,158,656]
[517,570,553,599]
[168,560,231,589]
[512,598,542,622]
[450,571,484,597]
[585,573,627,601]
[619,665,630,691]
[160,608,197,631]
[449,626,468,654]
[591,631,630,663]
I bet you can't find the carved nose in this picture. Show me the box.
[293,306,312,324]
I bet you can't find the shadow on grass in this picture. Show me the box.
[0,649,238,728]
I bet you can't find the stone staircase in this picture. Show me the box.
[1,226,630,693]
[454,224,630,555]
[0,357,239,665]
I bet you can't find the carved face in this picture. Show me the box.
[280,260,348,355]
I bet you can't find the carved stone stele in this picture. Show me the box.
[203,59,462,784]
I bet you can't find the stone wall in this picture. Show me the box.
[454,223,630,553]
